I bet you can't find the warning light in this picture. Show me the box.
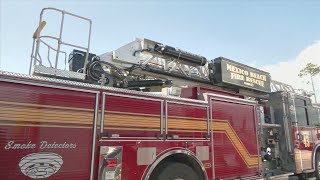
[99,156,118,168]
[106,159,117,167]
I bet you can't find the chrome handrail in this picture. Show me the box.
[29,7,92,75]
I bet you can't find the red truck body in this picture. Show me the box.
[0,71,259,180]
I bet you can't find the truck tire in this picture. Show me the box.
[315,153,320,180]
[314,152,320,180]
[150,162,200,180]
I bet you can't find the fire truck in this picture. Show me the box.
[0,7,320,180]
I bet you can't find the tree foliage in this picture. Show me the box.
[298,63,320,78]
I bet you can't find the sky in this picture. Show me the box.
[0,0,319,102]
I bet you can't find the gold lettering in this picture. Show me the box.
[249,72,267,81]
[244,82,254,87]
[226,63,232,71]
[303,134,310,147]
[226,63,248,76]
[226,63,268,89]
[246,77,264,87]
[231,72,244,80]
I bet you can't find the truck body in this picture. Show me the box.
[0,71,259,180]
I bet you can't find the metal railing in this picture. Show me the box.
[29,7,92,75]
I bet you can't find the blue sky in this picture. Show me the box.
[0,0,319,98]
[1,0,319,71]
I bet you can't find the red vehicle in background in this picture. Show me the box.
[0,8,319,180]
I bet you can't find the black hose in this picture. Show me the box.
[86,59,127,86]
[98,61,127,85]
[87,61,105,82]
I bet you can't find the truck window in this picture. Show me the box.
[309,107,320,126]
[295,98,306,107]
[295,98,309,126]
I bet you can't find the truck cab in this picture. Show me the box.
[259,90,320,179]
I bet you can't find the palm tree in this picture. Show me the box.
[298,63,320,103]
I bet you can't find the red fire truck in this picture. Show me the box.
[0,8,320,180]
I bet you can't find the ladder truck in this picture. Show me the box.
[0,7,320,180]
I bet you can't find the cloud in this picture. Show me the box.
[261,41,320,103]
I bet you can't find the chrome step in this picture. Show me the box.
[235,175,263,180]
[266,172,294,180]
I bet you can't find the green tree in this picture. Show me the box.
[298,63,320,103]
